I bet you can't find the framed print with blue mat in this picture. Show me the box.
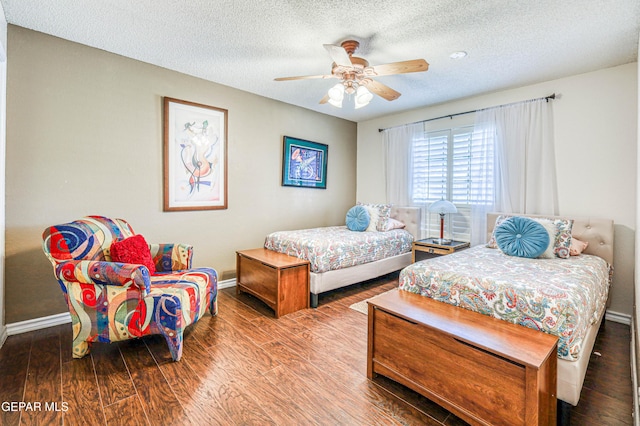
[282,136,328,189]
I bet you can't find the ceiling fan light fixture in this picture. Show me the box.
[328,83,345,102]
[354,85,373,109]
[328,97,343,108]
[327,83,345,108]
[344,80,357,95]
[354,98,368,109]
[356,85,373,102]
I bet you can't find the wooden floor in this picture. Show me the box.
[0,274,633,425]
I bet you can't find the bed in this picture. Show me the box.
[264,206,421,307]
[397,212,614,413]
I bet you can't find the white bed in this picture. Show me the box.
[399,212,613,412]
[488,213,614,408]
[266,206,421,307]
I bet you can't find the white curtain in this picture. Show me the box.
[468,119,496,246]
[472,98,557,244]
[383,122,423,207]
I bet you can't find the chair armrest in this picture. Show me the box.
[149,243,193,272]
[55,260,151,293]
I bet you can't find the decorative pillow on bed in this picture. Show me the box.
[357,202,392,232]
[345,205,370,232]
[383,218,406,231]
[537,220,557,259]
[544,218,574,259]
[494,216,550,258]
[487,214,573,259]
[570,237,589,256]
[486,216,505,248]
[363,205,380,232]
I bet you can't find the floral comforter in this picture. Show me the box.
[264,226,413,273]
[399,246,611,361]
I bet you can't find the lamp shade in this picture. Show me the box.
[327,83,344,108]
[428,199,457,214]
[354,86,373,109]
[328,83,344,101]
[328,97,343,108]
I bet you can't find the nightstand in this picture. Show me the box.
[412,239,470,263]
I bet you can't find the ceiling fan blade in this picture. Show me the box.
[319,94,330,104]
[371,59,429,76]
[323,44,352,67]
[363,79,401,101]
[274,74,334,81]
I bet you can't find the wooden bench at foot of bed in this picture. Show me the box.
[367,289,558,426]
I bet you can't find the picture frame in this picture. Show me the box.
[163,97,228,211]
[281,136,328,189]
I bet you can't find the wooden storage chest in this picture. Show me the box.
[236,248,310,318]
[367,290,558,426]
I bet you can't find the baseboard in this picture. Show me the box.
[6,312,71,336]
[5,279,238,336]
[605,309,632,325]
[218,278,236,289]
[0,324,7,348]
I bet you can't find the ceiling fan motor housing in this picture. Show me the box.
[340,40,360,55]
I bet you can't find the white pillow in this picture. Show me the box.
[365,206,380,232]
[536,219,556,259]
[357,202,392,231]
[383,218,406,231]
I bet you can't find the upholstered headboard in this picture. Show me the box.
[487,213,614,265]
[391,206,421,241]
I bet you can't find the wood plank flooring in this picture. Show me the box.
[0,274,633,425]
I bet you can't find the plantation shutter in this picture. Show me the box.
[411,130,448,204]
[411,126,492,242]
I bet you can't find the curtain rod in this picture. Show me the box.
[378,93,556,133]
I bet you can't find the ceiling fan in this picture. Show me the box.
[274,40,429,109]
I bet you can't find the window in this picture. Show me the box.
[411,126,494,240]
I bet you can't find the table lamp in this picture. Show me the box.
[428,199,457,244]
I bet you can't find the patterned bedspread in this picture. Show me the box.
[399,246,611,361]
[264,226,413,273]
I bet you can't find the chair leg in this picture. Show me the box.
[209,292,218,316]
[72,340,90,358]
[155,294,184,361]
[69,310,91,358]
[162,328,184,361]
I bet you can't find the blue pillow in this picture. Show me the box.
[494,216,550,258]
[345,205,370,232]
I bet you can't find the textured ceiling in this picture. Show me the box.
[1,0,639,122]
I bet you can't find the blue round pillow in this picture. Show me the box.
[494,216,550,258]
[346,205,370,232]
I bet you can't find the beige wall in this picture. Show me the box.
[0,3,6,341]
[357,62,638,316]
[5,26,357,323]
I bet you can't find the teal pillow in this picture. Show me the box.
[346,206,370,232]
[494,216,550,258]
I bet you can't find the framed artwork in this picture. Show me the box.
[163,97,228,211]
[281,136,328,189]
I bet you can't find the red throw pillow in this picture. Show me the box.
[110,234,156,274]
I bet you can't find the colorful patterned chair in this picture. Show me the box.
[42,216,217,361]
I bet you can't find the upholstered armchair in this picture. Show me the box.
[42,216,217,361]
